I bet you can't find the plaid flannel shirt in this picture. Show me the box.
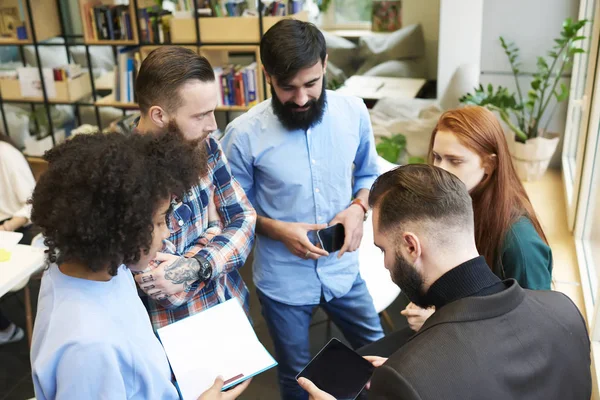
[140,135,257,331]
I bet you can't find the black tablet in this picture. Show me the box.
[296,338,375,400]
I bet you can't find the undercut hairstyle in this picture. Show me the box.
[260,19,327,84]
[135,46,215,114]
[30,131,204,276]
[369,164,474,234]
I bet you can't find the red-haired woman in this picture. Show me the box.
[402,105,552,331]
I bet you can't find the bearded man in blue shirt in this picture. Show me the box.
[221,19,385,400]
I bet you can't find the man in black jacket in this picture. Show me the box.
[298,164,591,400]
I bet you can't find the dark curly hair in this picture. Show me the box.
[30,131,204,276]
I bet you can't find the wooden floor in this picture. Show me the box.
[522,168,587,321]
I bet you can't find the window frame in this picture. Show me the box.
[318,0,373,31]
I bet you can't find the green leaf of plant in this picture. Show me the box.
[376,142,401,164]
[391,134,407,146]
[408,156,426,164]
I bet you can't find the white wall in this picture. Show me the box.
[479,0,580,167]
[437,0,483,99]
[402,0,440,80]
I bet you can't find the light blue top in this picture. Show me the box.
[221,90,379,305]
[31,264,180,400]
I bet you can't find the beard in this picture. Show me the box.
[270,78,327,131]
[390,251,430,308]
[166,119,209,178]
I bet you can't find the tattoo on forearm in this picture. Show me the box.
[164,257,201,291]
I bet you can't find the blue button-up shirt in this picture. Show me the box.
[222,90,379,305]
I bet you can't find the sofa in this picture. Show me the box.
[322,23,428,87]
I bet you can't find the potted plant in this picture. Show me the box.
[376,132,425,165]
[460,17,588,181]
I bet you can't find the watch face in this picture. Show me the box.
[200,263,213,280]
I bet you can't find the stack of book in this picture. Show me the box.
[178,0,251,17]
[262,0,303,16]
[214,63,258,107]
[138,6,173,43]
[112,47,141,103]
[83,2,134,41]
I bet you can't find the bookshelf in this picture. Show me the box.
[0,0,62,43]
[79,0,139,44]
[0,0,308,148]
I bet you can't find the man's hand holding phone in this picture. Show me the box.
[274,221,329,260]
[328,204,365,258]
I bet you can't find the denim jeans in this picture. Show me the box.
[256,274,384,400]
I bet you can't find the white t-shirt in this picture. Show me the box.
[31,264,180,400]
[0,141,35,222]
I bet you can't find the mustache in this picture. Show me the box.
[284,100,317,109]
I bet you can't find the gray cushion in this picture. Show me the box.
[356,24,425,75]
[321,30,360,77]
[361,59,427,79]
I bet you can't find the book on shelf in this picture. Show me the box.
[138,6,173,43]
[0,6,27,40]
[214,62,258,107]
[262,0,303,16]
[112,47,141,103]
[174,0,252,18]
[84,1,134,41]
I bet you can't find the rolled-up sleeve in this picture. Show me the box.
[352,100,379,195]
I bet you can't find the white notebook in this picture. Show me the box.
[157,298,277,400]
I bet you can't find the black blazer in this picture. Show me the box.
[368,280,591,400]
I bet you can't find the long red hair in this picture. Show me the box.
[427,106,548,274]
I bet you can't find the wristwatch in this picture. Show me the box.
[192,254,213,283]
[350,198,369,221]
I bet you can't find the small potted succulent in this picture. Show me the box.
[460,17,588,181]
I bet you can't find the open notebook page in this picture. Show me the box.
[157,298,277,400]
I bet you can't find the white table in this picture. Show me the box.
[337,75,427,101]
[0,244,44,298]
[0,244,45,345]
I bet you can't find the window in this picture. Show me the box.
[319,0,372,29]
[562,0,598,229]
[569,0,600,327]
[333,0,372,25]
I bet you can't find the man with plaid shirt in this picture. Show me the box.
[131,47,257,331]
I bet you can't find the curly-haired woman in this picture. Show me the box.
[29,131,250,400]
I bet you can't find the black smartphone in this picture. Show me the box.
[296,338,374,400]
[317,223,345,253]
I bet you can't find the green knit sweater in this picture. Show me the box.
[495,216,553,290]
